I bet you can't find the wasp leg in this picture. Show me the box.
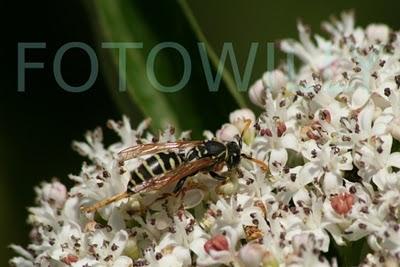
[209,171,227,181]
[80,191,130,213]
[173,177,188,194]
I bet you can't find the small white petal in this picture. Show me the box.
[299,163,321,184]
[351,87,370,109]
[358,102,374,132]
[9,245,34,260]
[322,172,342,193]
[111,256,134,267]
[9,257,34,267]
[366,23,390,43]
[248,79,266,107]
[387,152,400,168]
[281,133,299,151]
[108,208,125,230]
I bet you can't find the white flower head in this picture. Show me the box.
[10,12,400,267]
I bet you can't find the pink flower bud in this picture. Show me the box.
[330,193,354,215]
[204,234,229,254]
[61,254,79,265]
[260,128,273,137]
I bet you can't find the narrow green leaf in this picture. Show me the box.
[89,0,183,130]
[86,0,241,135]
[178,0,248,108]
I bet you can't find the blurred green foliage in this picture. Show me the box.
[3,0,400,265]
[87,0,244,135]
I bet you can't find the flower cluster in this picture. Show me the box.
[10,11,400,267]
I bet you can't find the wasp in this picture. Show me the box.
[81,121,267,213]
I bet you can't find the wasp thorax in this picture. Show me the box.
[226,141,241,169]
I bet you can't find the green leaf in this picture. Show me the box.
[333,238,370,267]
[178,0,248,108]
[88,0,190,131]
[86,1,244,136]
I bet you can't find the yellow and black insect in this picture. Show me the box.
[81,121,267,213]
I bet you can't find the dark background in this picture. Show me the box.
[2,0,400,264]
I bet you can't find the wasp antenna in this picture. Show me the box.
[241,154,269,172]
[241,119,252,138]
[80,191,130,213]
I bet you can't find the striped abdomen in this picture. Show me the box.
[186,145,208,161]
[128,152,184,192]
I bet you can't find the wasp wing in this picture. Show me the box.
[80,157,215,213]
[118,141,203,161]
[130,157,215,194]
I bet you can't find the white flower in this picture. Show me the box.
[287,233,336,267]
[191,226,240,266]
[354,134,400,189]
[301,140,353,193]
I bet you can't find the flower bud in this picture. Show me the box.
[41,180,67,208]
[238,243,265,267]
[229,109,256,144]
[216,123,240,142]
[229,108,256,126]
[204,234,229,256]
[366,24,390,44]
[239,244,278,267]
[123,237,141,260]
[61,254,79,265]
[262,70,288,96]
[330,193,354,215]
[249,79,266,107]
